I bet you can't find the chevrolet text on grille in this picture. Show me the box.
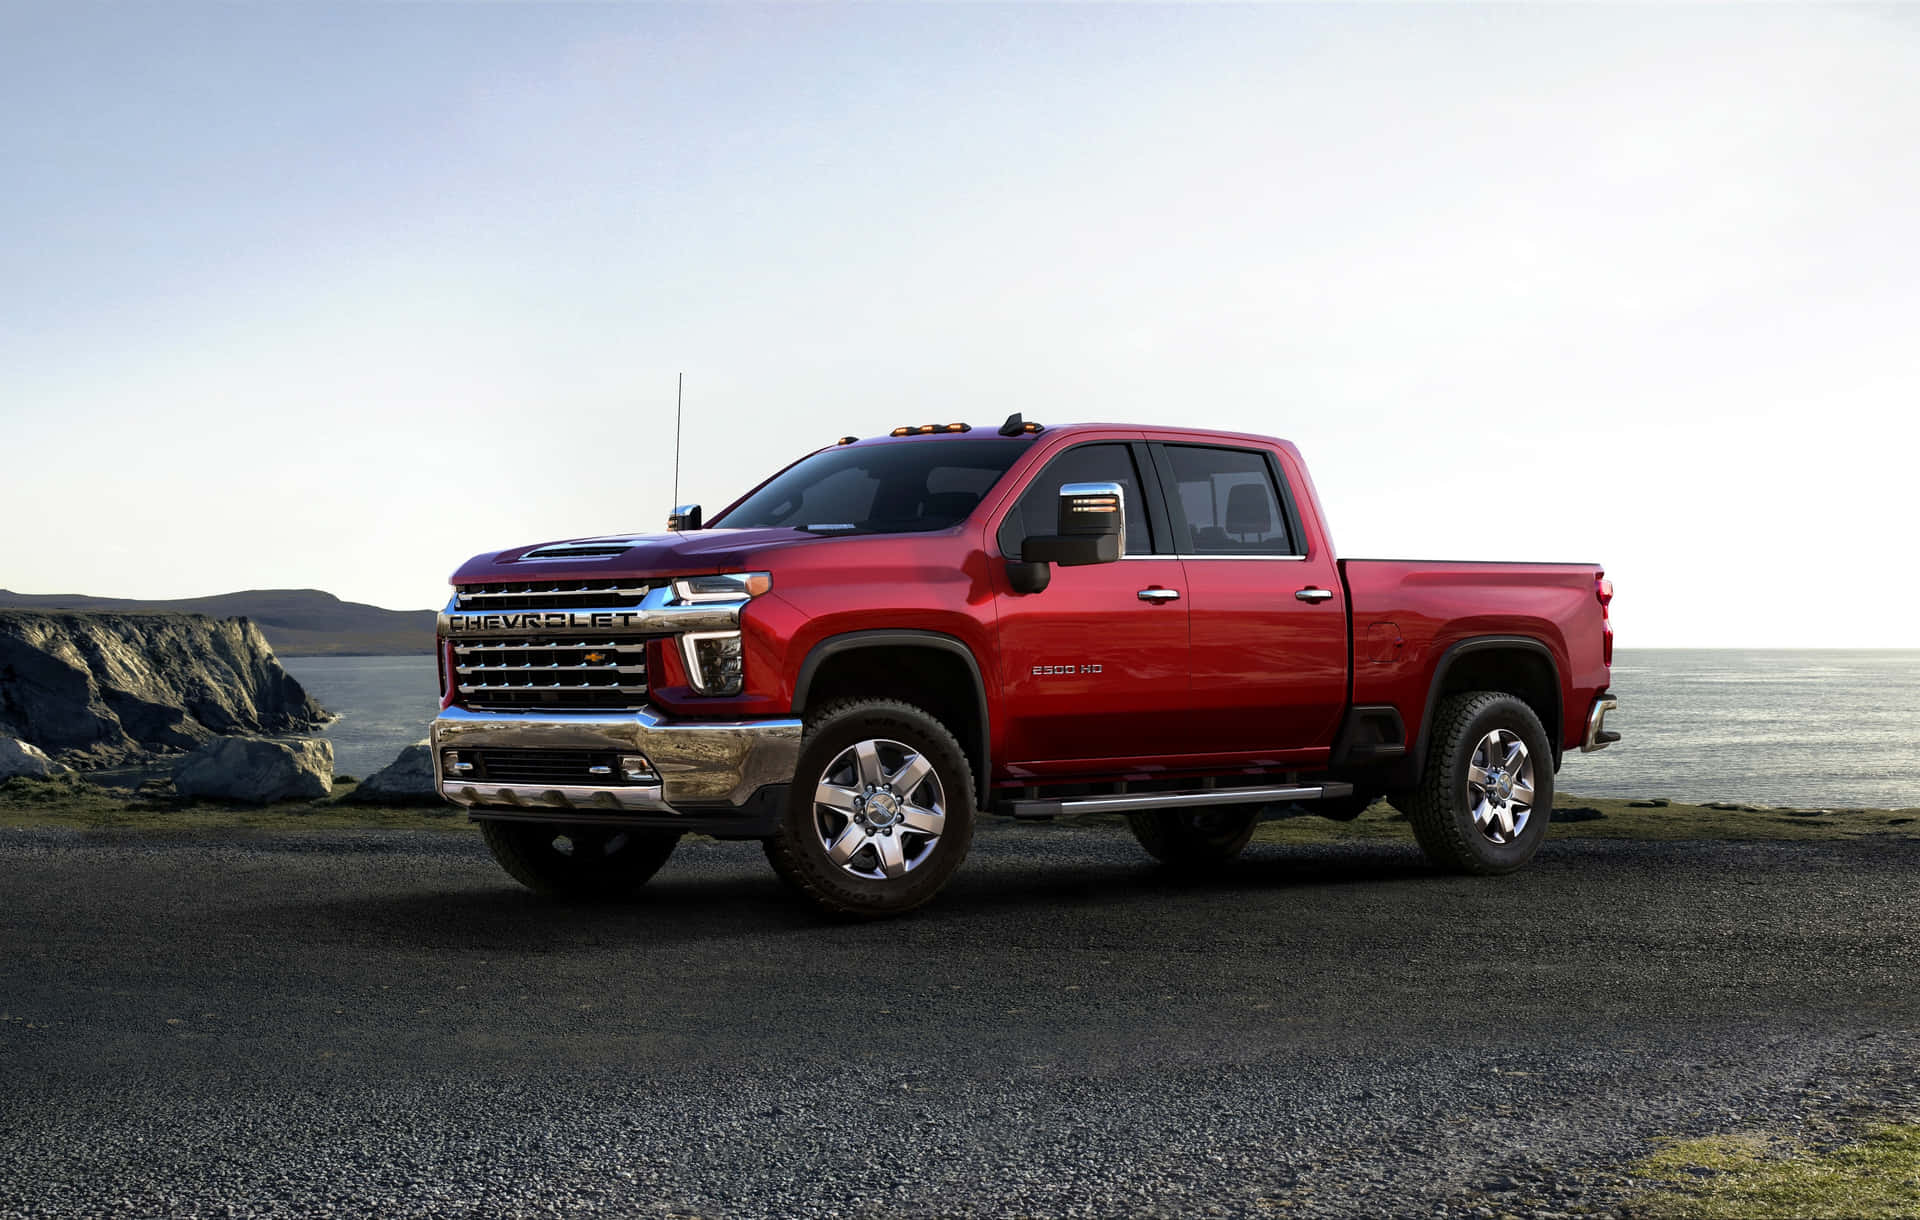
[445,611,649,634]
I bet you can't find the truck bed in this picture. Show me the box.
[1339,558,1611,761]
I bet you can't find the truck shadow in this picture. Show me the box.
[273,840,1440,951]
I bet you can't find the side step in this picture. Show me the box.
[1004,781,1353,820]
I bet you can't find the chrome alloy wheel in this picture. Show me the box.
[811,737,947,880]
[1467,728,1536,845]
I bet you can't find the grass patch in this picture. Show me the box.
[1059,794,1920,846]
[1630,1124,1920,1218]
[0,775,474,834]
[1237,793,1920,846]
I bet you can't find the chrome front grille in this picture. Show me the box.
[454,580,651,611]
[453,637,649,710]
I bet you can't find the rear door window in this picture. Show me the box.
[1157,445,1298,556]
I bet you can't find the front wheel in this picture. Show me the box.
[1126,807,1259,868]
[763,698,977,918]
[480,821,681,898]
[1401,691,1555,875]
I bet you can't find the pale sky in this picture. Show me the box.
[3,5,1915,647]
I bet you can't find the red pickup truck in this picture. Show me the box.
[433,416,1618,916]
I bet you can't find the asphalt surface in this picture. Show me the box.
[3,820,1918,1219]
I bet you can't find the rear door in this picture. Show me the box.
[993,441,1191,765]
[1148,442,1348,757]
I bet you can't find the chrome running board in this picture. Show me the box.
[1004,781,1353,820]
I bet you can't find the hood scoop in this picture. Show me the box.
[519,539,637,561]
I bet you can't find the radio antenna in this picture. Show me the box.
[672,371,684,508]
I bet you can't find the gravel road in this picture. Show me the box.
[3,820,1917,1218]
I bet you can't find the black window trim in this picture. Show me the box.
[1129,440,1178,555]
[1146,441,1309,559]
[992,439,1180,559]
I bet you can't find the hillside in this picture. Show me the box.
[0,610,329,765]
[0,589,435,656]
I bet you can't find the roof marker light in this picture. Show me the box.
[888,422,981,437]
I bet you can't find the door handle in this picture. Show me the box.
[1137,588,1181,603]
[1295,587,1335,603]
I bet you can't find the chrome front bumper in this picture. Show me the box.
[431,704,803,818]
[1580,696,1620,752]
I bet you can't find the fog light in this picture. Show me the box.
[441,751,473,774]
[618,755,653,783]
[680,631,744,696]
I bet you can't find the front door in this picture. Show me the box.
[993,441,1190,767]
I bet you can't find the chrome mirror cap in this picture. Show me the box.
[667,503,703,531]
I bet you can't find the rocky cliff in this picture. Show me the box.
[0,611,329,767]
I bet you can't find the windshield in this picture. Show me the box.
[713,437,1033,535]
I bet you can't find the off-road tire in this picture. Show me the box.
[479,821,681,898]
[763,698,977,918]
[1403,691,1555,875]
[1126,807,1259,868]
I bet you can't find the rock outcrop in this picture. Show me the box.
[0,611,328,767]
[347,741,440,805]
[172,736,334,803]
[0,736,62,780]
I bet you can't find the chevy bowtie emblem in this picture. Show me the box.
[583,651,607,663]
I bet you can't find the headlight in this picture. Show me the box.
[680,631,745,695]
[671,572,772,603]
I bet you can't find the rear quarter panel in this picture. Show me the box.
[1342,559,1610,758]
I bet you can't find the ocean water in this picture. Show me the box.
[1556,649,1920,809]
[279,650,1920,809]
[280,655,440,780]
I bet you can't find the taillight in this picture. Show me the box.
[1597,573,1614,666]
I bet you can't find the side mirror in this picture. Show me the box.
[1005,560,1052,595]
[667,503,703,531]
[1022,482,1123,567]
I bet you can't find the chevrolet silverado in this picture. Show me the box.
[433,416,1619,916]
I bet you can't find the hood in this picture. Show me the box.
[448,527,826,585]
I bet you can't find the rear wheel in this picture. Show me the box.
[480,821,681,897]
[763,698,976,918]
[1402,691,1555,875]
[1127,807,1258,868]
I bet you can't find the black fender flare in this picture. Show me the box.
[1400,635,1563,785]
[792,629,991,792]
